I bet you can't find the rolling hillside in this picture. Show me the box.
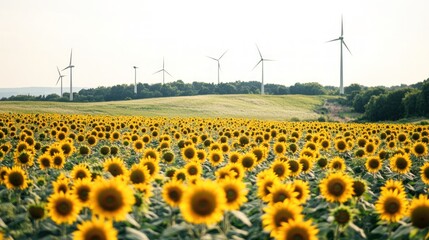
[0,94,337,121]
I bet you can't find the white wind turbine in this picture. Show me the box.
[56,66,66,97]
[327,16,352,95]
[252,45,274,95]
[133,66,138,94]
[153,58,173,84]
[207,50,228,84]
[62,49,75,101]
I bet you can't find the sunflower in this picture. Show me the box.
[381,179,405,195]
[181,145,197,161]
[319,172,354,203]
[195,149,207,162]
[53,178,70,194]
[365,156,382,173]
[239,152,258,171]
[72,178,92,206]
[390,153,412,174]
[48,192,82,224]
[287,159,302,177]
[352,179,367,198]
[332,205,354,227]
[252,146,267,163]
[270,159,290,180]
[375,189,408,223]
[59,140,75,156]
[226,162,245,180]
[408,194,429,229]
[179,180,226,225]
[320,139,331,150]
[71,163,91,180]
[73,217,117,240]
[104,157,128,177]
[0,166,10,184]
[132,139,145,153]
[219,177,248,210]
[364,142,377,155]
[215,167,235,181]
[274,219,319,240]
[140,157,159,179]
[162,150,175,164]
[89,178,135,221]
[420,162,429,184]
[143,148,160,162]
[184,161,202,179]
[208,150,224,166]
[292,180,310,204]
[329,156,346,172]
[13,150,34,167]
[4,166,29,190]
[51,152,66,169]
[273,142,287,156]
[128,164,150,191]
[37,154,52,170]
[162,180,185,207]
[334,139,348,153]
[28,204,46,220]
[262,200,303,236]
[173,169,187,182]
[412,142,428,157]
[316,157,328,169]
[267,182,299,205]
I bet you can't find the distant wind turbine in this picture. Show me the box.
[133,66,138,94]
[62,49,75,101]
[153,58,173,84]
[56,66,66,97]
[252,45,274,95]
[207,50,228,84]
[327,16,352,95]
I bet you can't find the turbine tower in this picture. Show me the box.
[327,16,352,95]
[153,58,173,84]
[207,50,228,84]
[56,66,66,97]
[133,66,138,94]
[252,45,273,95]
[62,49,75,101]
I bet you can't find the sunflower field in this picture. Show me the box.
[0,113,429,240]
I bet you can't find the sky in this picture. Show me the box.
[1,0,429,90]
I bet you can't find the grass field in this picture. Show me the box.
[0,94,337,121]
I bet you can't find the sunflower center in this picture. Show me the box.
[168,188,182,202]
[41,158,51,167]
[264,182,274,195]
[176,172,186,181]
[289,161,299,172]
[130,170,145,184]
[274,165,285,176]
[385,200,400,214]
[188,166,197,175]
[184,148,195,159]
[191,192,215,216]
[108,163,123,176]
[410,206,429,229]
[369,159,380,169]
[78,186,90,202]
[211,154,221,163]
[56,200,72,216]
[8,172,24,187]
[274,192,288,203]
[274,209,294,227]
[53,156,63,166]
[334,209,351,225]
[395,158,408,170]
[332,162,341,170]
[328,181,345,197]
[28,206,45,220]
[226,189,238,203]
[242,157,254,168]
[85,227,107,240]
[18,153,30,164]
[414,144,425,155]
[424,167,429,179]
[352,181,365,197]
[337,141,347,150]
[144,162,155,175]
[58,184,68,193]
[76,170,87,179]
[98,188,123,211]
[275,145,284,154]
[289,230,308,240]
[294,187,303,199]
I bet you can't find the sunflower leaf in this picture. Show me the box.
[126,227,150,240]
[126,214,141,228]
[230,210,252,227]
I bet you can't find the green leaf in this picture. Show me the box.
[126,227,150,240]
[230,210,252,227]
[126,214,141,228]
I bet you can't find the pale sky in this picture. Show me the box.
[1,0,429,89]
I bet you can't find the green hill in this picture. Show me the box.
[0,94,337,121]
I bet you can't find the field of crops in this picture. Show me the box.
[0,113,429,240]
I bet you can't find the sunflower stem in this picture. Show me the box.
[387,223,393,240]
[334,224,340,240]
[61,223,67,240]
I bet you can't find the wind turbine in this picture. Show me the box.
[62,49,75,101]
[207,50,228,84]
[327,16,352,95]
[133,66,138,94]
[153,58,173,84]
[56,66,66,97]
[252,45,273,95]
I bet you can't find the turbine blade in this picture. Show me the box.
[57,66,61,75]
[69,49,73,65]
[153,69,163,74]
[264,59,276,61]
[341,15,344,36]
[326,38,340,43]
[164,70,173,77]
[219,50,228,60]
[256,44,263,59]
[62,66,70,71]
[252,59,262,71]
[343,41,352,55]
[207,56,217,61]
[56,76,61,85]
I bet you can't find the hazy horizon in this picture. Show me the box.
[1,0,429,90]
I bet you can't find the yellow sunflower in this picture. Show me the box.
[132,139,145,153]
[53,177,70,194]
[48,192,82,224]
[104,157,128,178]
[257,170,279,201]
[262,200,303,236]
[51,152,66,169]
[0,166,10,184]
[219,177,248,210]
[37,154,52,170]
[228,151,241,163]
[72,178,92,207]
[208,150,224,166]
[273,142,287,156]
[287,159,302,177]
[319,172,354,203]
[267,182,299,205]
[412,142,428,157]
[298,156,314,173]
[89,178,135,221]
[274,219,319,240]
[181,145,198,161]
[292,180,310,204]
[128,164,151,191]
[375,189,408,223]
[334,139,348,153]
[381,179,406,195]
[173,169,187,182]
[71,163,91,180]
[73,217,117,240]
[329,156,346,172]
[143,147,160,162]
[270,159,290,180]
[162,150,175,164]
[4,166,29,190]
[420,162,429,184]
[365,156,382,173]
[179,180,226,225]
[226,162,245,180]
[389,153,412,174]
[13,150,34,167]
[196,149,207,162]
[239,152,258,171]
[352,179,367,198]
[140,157,159,179]
[162,180,185,207]
[184,161,202,179]
[408,194,429,229]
